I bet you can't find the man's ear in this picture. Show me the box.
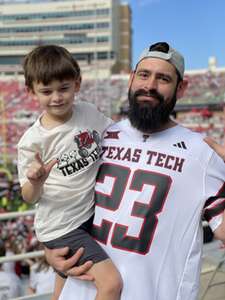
[176,77,188,99]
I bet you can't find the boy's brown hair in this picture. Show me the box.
[23,44,81,91]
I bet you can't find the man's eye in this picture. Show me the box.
[158,75,170,82]
[137,72,148,79]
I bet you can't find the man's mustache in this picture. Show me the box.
[134,89,164,103]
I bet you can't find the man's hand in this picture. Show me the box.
[44,246,94,280]
[204,137,225,161]
[27,152,57,185]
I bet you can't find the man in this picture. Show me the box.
[45,42,225,300]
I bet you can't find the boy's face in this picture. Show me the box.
[31,78,80,122]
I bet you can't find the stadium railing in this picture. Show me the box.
[0,210,50,300]
[11,294,52,300]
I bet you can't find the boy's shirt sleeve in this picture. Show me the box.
[203,151,225,232]
[17,132,39,187]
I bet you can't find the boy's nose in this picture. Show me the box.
[52,91,62,102]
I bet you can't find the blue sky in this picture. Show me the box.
[126,0,225,71]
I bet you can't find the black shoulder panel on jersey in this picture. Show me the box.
[204,199,225,222]
[204,183,225,208]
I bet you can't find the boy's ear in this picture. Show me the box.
[74,77,81,92]
[27,87,34,96]
[27,87,37,100]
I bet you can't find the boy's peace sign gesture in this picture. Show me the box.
[26,152,57,185]
[22,153,57,203]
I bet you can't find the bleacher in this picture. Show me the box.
[179,70,225,105]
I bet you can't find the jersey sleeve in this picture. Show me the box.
[203,151,225,232]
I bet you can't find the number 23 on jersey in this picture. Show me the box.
[92,162,172,254]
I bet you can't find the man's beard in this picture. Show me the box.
[128,88,177,133]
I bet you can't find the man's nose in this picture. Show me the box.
[143,76,158,91]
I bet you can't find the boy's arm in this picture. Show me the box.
[22,153,57,203]
[22,181,44,203]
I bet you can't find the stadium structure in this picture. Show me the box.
[0,2,225,300]
[0,0,132,79]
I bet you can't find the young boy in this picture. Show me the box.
[17,45,122,300]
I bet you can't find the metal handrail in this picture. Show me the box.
[11,293,52,300]
[0,250,44,263]
[0,209,43,263]
[0,209,35,220]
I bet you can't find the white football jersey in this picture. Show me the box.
[60,119,225,300]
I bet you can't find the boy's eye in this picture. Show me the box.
[60,86,70,91]
[41,90,51,95]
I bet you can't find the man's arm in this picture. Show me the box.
[44,246,94,280]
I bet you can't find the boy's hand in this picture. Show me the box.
[26,152,57,185]
[204,137,225,161]
[44,246,94,280]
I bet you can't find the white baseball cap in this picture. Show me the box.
[137,42,185,79]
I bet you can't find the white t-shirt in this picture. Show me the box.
[29,263,55,294]
[0,270,22,299]
[60,119,225,300]
[17,102,112,242]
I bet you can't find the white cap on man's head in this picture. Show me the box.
[137,42,185,79]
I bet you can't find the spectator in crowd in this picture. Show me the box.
[45,42,225,300]
[0,239,22,299]
[25,240,55,296]
[2,240,16,274]
[27,252,55,295]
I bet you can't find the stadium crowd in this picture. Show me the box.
[182,70,225,104]
[0,71,225,157]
